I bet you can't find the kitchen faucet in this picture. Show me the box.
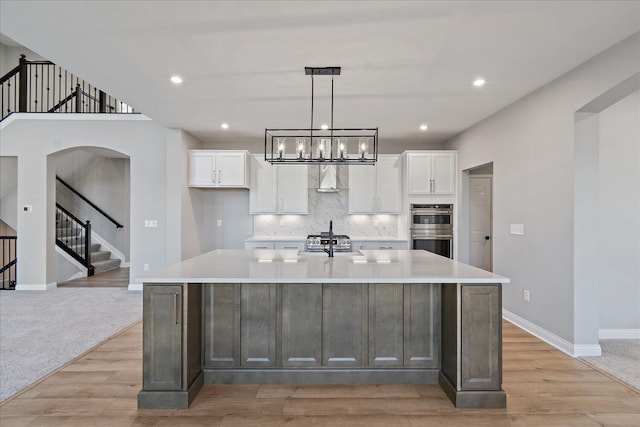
[324,220,334,258]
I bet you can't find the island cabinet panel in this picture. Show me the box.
[143,285,183,390]
[368,284,403,367]
[323,284,367,367]
[461,285,501,390]
[404,283,440,368]
[281,284,323,367]
[204,284,240,367]
[241,284,277,367]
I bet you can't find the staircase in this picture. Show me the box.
[56,212,121,275]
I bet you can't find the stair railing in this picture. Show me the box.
[56,176,124,228]
[0,236,17,290]
[56,204,94,277]
[1,54,137,122]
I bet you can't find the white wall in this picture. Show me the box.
[0,42,45,75]
[598,91,640,332]
[0,157,18,229]
[448,33,640,348]
[0,114,178,289]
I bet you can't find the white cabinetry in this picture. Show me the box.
[406,151,456,195]
[250,155,308,214]
[349,155,401,213]
[351,240,408,250]
[189,150,249,188]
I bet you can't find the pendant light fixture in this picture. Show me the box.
[265,66,378,165]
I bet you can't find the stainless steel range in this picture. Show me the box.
[305,233,352,253]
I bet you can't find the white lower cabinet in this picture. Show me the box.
[250,155,308,214]
[244,240,305,250]
[352,241,409,251]
[349,155,401,214]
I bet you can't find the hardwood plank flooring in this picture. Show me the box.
[1,321,638,426]
[57,267,129,288]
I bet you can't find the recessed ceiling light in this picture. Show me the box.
[220,123,229,129]
[473,78,486,87]
[320,124,329,130]
[170,75,183,84]
[420,124,428,131]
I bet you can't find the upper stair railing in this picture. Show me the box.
[1,54,137,122]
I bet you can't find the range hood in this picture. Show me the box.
[317,164,339,193]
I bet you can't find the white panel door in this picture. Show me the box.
[250,156,278,213]
[349,164,376,213]
[279,164,308,214]
[407,153,433,194]
[431,153,455,194]
[376,155,401,213]
[217,152,246,187]
[189,152,216,187]
[469,177,492,271]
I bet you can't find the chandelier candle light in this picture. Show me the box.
[265,66,378,165]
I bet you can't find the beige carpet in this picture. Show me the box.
[0,288,142,401]
[581,339,640,391]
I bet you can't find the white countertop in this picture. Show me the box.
[140,249,509,285]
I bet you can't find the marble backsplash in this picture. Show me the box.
[253,165,401,238]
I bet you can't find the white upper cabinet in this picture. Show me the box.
[189,150,249,188]
[406,151,456,195]
[250,155,308,214]
[349,154,401,214]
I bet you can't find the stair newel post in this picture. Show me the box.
[74,84,82,113]
[98,90,106,113]
[85,220,94,276]
[18,54,27,112]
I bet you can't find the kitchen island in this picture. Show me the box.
[137,249,509,410]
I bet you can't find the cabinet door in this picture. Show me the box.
[369,284,403,367]
[250,156,279,213]
[348,164,376,213]
[217,152,247,187]
[189,151,216,187]
[143,285,182,390]
[204,284,240,368]
[282,284,322,367]
[323,284,366,367]
[241,284,277,367]
[407,153,433,194]
[279,164,308,214]
[376,155,401,213]
[432,152,455,194]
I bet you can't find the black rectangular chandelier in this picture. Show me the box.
[265,67,378,165]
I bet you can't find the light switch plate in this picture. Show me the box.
[145,220,158,228]
[510,224,524,235]
[217,219,222,227]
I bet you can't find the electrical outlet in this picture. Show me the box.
[144,263,149,272]
[279,218,285,226]
[217,219,223,227]
[523,289,530,302]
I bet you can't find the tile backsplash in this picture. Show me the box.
[253,165,402,238]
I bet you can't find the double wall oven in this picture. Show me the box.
[410,204,453,258]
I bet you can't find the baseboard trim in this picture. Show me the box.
[15,282,57,291]
[599,329,640,339]
[128,283,143,291]
[502,309,601,357]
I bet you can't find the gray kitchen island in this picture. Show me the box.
[137,249,509,410]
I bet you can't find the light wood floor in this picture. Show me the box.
[1,321,638,426]
[57,268,129,288]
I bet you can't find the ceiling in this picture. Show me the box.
[1,1,639,146]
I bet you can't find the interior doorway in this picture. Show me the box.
[466,163,493,271]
